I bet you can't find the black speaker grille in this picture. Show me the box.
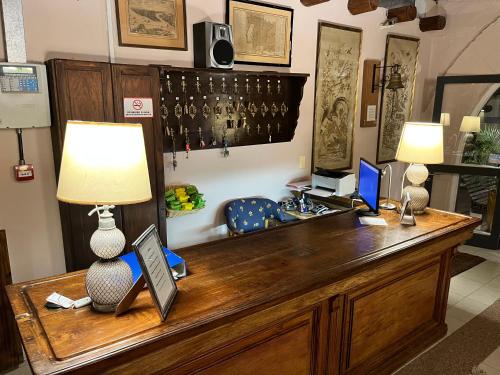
[213,40,234,66]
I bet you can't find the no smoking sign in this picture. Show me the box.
[124,97,153,118]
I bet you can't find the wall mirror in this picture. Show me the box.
[428,75,500,249]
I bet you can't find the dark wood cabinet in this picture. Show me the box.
[47,59,166,272]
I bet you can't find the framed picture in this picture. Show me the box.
[115,0,187,50]
[312,22,362,171]
[133,225,177,321]
[226,0,293,67]
[377,34,420,164]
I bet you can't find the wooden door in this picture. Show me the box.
[48,59,167,270]
[111,64,167,247]
[0,230,23,373]
[47,59,122,271]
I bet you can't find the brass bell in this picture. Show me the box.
[386,65,404,90]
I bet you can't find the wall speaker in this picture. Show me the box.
[193,22,234,69]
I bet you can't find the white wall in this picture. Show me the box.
[0,0,427,282]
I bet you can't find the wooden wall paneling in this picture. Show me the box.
[112,64,167,247]
[420,15,447,32]
[347,0,379,15]
[47,59,123,271]
[360,59,381,127]
[387,5,417,23]
[0,230,23,373]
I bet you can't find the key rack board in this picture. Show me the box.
[157,66,309,154]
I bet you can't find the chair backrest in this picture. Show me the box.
[225,198,283,234]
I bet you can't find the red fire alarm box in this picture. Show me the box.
[14,164,34,181]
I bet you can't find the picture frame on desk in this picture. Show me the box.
[133,225,178,321]
[226,0,294,67]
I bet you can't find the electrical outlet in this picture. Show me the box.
[299,155,306,169]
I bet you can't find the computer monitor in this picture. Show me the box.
[358,158,382,216]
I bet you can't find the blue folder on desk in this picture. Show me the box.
[120,247,186,282]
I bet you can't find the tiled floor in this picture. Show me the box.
[7,246,500,375]
[395,245,500,374]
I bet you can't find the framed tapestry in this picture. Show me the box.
[312,22,362,171]
[226,0,293,67]
[376,34,419,164]
[115,0,187,50]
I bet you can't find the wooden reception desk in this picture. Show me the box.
[7,208,479,375]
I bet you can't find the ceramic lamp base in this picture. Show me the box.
[402,185,429,215]
[86,258,133,313]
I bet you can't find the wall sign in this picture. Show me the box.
[124,97,153,118]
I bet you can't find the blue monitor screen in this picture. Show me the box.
[359,159,381,212]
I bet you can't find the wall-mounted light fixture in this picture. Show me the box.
[371,63,405,93]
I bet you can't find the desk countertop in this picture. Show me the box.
[7,208,478,374]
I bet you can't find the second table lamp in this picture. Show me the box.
[396,122,444,214]
[57,121,152,312]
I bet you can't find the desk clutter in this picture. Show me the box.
[157,66,308,165]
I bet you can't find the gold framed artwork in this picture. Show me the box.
[115,0,187,50]
[376,34,420,164]
[226,0,293,67]
[312,22,362,171]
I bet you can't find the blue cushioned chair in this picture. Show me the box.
[224,198,296,235]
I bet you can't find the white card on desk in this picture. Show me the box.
[359,217,388,226]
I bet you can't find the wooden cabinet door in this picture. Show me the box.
[339,257,446,374]
[173,310,320,375]
[111,64,167,248]
[47,59,123,271]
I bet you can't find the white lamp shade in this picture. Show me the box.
[440,113,450,126]
[460,116,481,133]
[57,121,152,205]
[396,122,444,164]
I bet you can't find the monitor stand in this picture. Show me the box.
[356,207,380,217]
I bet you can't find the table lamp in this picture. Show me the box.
[396,122,443,214]
[460,116,481,133]
[440,113,450,127]
[57,121,152,312]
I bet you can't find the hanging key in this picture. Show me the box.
[209,77,214,94]
[222,131,230,158]
[166,74,172,93]
[188,96,197,119]
[277,79,281,95]
[214,97,223,119]
[234,78,238,94]
[171,132,177,170]
[185,129,190,159]
[174,97,183,135]
[281,102,288,117]
[256,78,261,94]
[195,76,201,94]
[221,77,227,94]
[270,102,278,118]
[267,80,271,95]
[198,127,206,149]
[267,123,272,143]
[245,78,250,94]
[202,96,211,119]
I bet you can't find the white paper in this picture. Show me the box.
[359,217,388,226]
[124,97,153,118]
[366,105,377,122]
[307,188,335,198]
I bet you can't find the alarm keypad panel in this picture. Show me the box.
[0,62,51,129]
[0,65,39,93]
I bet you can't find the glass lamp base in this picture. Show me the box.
[92,301,118,313]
